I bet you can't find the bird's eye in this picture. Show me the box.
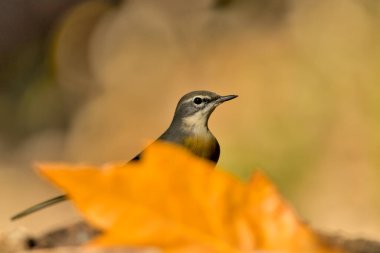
[193,97,202,105]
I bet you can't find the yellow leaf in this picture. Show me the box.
[38,142,343,253]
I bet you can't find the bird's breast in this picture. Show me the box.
[182,133,219,162]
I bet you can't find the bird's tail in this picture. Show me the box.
[11,195,68,221]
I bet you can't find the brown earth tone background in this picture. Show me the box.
[1,0,380,242]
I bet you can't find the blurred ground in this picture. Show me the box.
[1,0,380,240]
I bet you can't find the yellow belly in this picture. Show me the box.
[183,136,217,160]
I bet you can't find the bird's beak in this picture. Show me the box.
[215,95,238,105]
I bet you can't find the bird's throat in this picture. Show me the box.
[181,111,210,135]
[180,111,217,160]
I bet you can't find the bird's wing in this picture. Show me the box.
[11,195,67,221]
[131,153,141,161]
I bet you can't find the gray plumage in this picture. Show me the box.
[11,90,237,220]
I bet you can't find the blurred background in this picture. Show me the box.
[1,0,380,241]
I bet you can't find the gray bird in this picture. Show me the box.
[11,90,237,220]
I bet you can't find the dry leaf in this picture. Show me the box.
[37,142,343,253]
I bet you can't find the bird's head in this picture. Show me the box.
[173,90,238,130]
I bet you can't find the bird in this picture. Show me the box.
[11,90,238,220]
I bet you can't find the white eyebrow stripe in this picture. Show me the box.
[183,95,211,104]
